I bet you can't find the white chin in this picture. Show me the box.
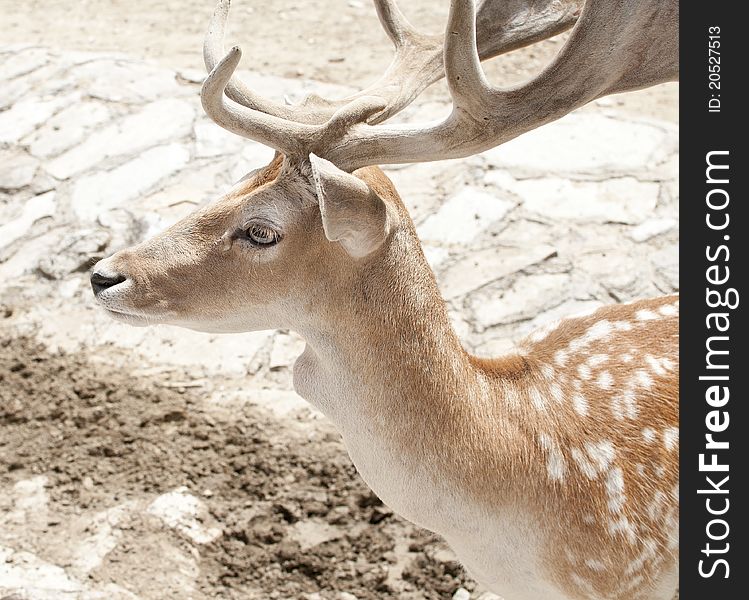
[103,308,152,327]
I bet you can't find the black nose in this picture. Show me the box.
[91,271,126,295]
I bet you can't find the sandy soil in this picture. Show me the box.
[0,0,677,122]
[0,336,474,598]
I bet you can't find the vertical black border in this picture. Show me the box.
[681,2,746,597]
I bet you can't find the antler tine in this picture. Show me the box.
[373,0,419,47]
[443,0,491,113]
[204,0,335,124]
[201,46,318,155]
[201,45,389,161]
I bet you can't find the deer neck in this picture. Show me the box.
[290,229,528,532]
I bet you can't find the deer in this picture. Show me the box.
[90,0,679,598]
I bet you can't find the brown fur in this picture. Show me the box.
[97,158,678,599]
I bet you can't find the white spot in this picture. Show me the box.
[585,559,606,572]
[539,433,567,481]
[665,510,679,549]
[568,320,612,352]
[622,389,638,419]
[530,386,547,410]
[596,370,613,390]
[655,465,666,479]
[647,491,666,521]
[570,573,596,595]
[607,515,636,544]
[659,303,678,316]
[636,309,659,321]
[583,514,596,525]
[571,448,598,480]
[622,353,633,363]
[620,574,645,592]
[671,484,679,501]
[611,320,634,332]
[635,464,646,477]
[554,349,569,367]
[663,427,679,451]
[550,382,565,404]
[633,370,653,389]
[612,388,637,420]
[577,363,592,380]
[502,383,522,409]
[642,427,656,443]
[606,467,626,513]
[540,364,555,380]
[645,355,668,376]
[587,354,609,368]
[572,392,588,416]
[625,538,657,575]
[528,320,561,344]
[585,440,615,472]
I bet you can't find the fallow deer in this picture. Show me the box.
[91,1,679,598]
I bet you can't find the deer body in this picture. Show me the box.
[91,1,679,598]
[288,168,679,600]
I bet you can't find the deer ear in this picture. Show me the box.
[309,154,394,258]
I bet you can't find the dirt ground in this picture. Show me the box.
[0,336,473,598]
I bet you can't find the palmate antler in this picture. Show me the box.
[201,0,678,172]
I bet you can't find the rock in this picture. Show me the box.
[383,161,446,223]
[269,332,306,370]
[0,149,38,190]
[229,142,277,181]
[0,92,78,144]
[650,244,679,290]
[76,59,185,104]
[438,244,556,300]
[0,47,49,81]
[417,186,515,245]
[194,118,244,158]
[628,217,677,242]
[36,228,111,279]
[483,113,675,177]
[289,519,343,550]
[0,191,56,249]
[147,486,222,545]
[511,176,659,225]
[47,99,194,179]
[25,100,111,159]
[469,273,569,330]
[422,245,451,270]
[0,545,82,595]
[452,588,471,600]
[338,593,359,600]
[71,144,190,221]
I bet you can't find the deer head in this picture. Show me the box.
[91,153,406,334]
[91,0,678,333]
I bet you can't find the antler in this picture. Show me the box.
[203,0,581,126]
[202,0,678,170]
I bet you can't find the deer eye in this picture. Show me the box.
[245,223,281,247]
